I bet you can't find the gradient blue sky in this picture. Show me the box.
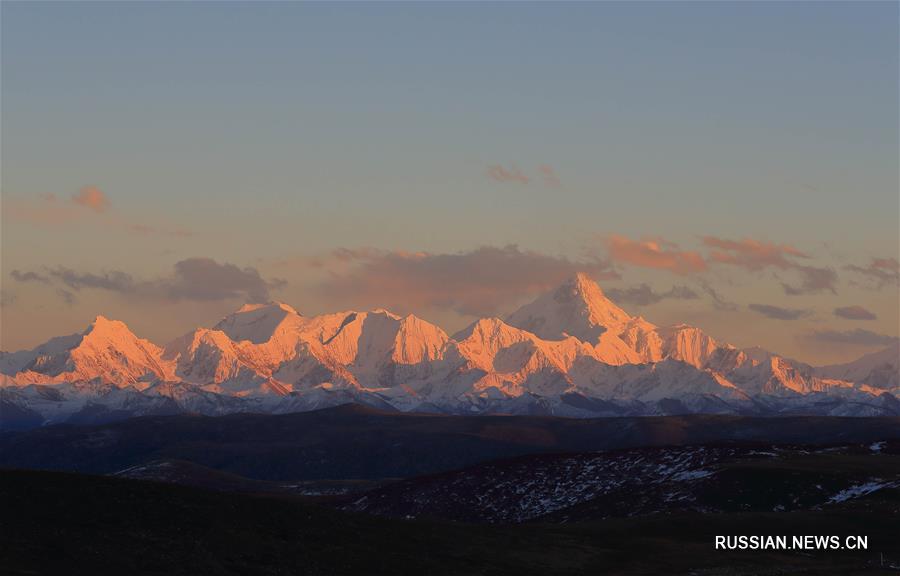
[2,1,898,364]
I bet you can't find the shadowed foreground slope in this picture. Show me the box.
[2,404,899,482]
[2,470,899,576]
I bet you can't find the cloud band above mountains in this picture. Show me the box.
[10,258,282,304]
[748,303,812,321]
[834,305,878,321]
[312,245,618,316]
[605,236,707,275]
[806,329,899,347]
[604,234,848,296]
[605,284,699,306]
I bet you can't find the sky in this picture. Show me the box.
[1,1,898,365]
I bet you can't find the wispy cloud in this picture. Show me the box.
[538,164,560,187]
[702,236,836,295]
[698,281,739,311]
[748,303,812,321]
[0,290,16,308]
[313,245,618,316]
[833,305,877,321]
[57,289,76,306]
[50,267,135,292]
[806,329,898,347]
[486,164,529,185]
[9,258,283,305]
[845,257,899,288]
[486,163,561,187]
[10,270,51,284]
[606,235,707,275]
[780,265,838,296]
[6,186,191,238]
[605,283,699,307]
[703,236,808,270]
[5,195,83,225]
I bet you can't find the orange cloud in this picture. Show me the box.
[606,235,707,275]
[702,236,836,295]
[72,186,110,213]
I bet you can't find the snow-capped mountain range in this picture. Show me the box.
[2,274,898,427]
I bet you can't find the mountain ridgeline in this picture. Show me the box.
[1,274,898,428]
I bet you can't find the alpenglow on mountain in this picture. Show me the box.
[2,274,898,428]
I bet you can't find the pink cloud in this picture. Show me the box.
[702,236,836,295]
[486,164,529,185]
[72,186,110,213]
[538,164,560,187]
[702,236,808,271]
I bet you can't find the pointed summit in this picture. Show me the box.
[393,314,449,364]
[214,301,304,344]
[570,271,602,292]
[235,301,299,315]
[505,273,632,342]
[0,315,173,386]
[83,315,134,338]
[80,316,167,359]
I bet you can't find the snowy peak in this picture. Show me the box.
[69,316,172,385]
[3,292,898,423]
[393,314,449,365]
[163,327,250,385]
[453,318,528,370]
[655,324,719,368]
[236,302,298,315]
[79,316,149,346]
[453,317,588,375]
[87,314,117,328]
[566,272,632,320]
[817,343,900,390]
[1,315,172,387]
[506,273,634,342]
[214,301,304,344]
[320,310,398,366]
[502,275,730,367]
[321,310,447,367]
[454,317,534,346]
